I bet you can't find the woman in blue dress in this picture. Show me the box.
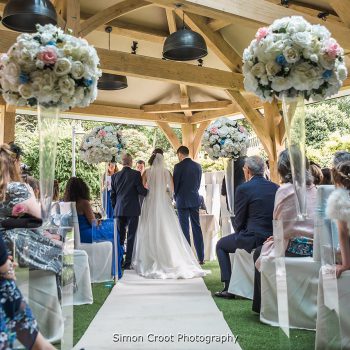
[63,177,123,279]
[102,162,118,219]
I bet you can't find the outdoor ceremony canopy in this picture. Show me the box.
[1,0,350,180]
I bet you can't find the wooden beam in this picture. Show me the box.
[165,8,177,34]
[0,104,15,145]
[329,0,350,28]
[181,124,196,158]
[193,121,211,159]
[96,47,244,90]
[66,0,80,35]
[207,18,231,31]
[182,12,242,72]
[156,121,181,150]
[147,0,350,49]
[142,100,232,113]
[79,0,149,37]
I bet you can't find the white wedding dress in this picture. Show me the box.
[132,154,207,279]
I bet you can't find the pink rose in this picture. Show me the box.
[12,203,27,217]
[37,47,58,65]
[98,130,107,137]
[211,127,218,134]
[325,42,340,59]
[255,27,269,42]
[238,126,246,133]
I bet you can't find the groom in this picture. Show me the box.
[173,146,204,264]
[111,153,148,269]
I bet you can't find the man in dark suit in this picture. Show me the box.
[173,146,204,264]
[111,153,148,269]
[215,156,279,298]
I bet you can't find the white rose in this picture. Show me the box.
[319,54,335,70]
[283,46,300,64]
[311,25,330,40]
[40,32,54,45]
[3,62,20,85]
[31,69,56,93]
[265,61,281,76]
[213,144,221,153]
[270,17,290,32]
[291,32,312,48]
[337,64,347,81]
[18,84,33,99]
[54,58,72,76]
[74,86,85,102]
[218,125,230,137]
[290,62,322,90]
[71,61,85,80]
[286,16,308,34]
[209,135,219,145]
[58,76,75,95]
[270,76,293,92]
[251,62,266,78]
[244,72,259,93]
[309,54,319,63]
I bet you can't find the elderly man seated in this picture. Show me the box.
[215,156,279,299]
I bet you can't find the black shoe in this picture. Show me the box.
[214,290,236,299]
[123,264,131,270]
[199,260,205,265]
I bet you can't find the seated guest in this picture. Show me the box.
[136,159,146,175]
[310,161,323,186]
[26,176,40,200]
[332,151,350,168]
[199,194,207,213]
[321,168,332,185]
[63,177,123,278]
[53,179,60,202]
[327,161,350,277]
[215,156,279,298]
[252,149,317,313]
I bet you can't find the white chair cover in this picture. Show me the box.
[228,249,254,299]
[60,202,113,283]
[260,256,320,330]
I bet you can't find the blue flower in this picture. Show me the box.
[84,78,93,87]
[220,139,225,145]
[322,70,333,80]
[46,41,56,46]
[276,54,287,65]
[19,73,29,84]
[117,144,122,150]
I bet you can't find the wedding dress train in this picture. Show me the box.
[132,154,207,279]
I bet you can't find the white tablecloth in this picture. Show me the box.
[190,213,219,261]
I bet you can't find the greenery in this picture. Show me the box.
[203,261,315,350]
[73,283,112,345]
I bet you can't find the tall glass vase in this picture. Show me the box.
[281,93,307,220]
[38,105,60,226]
[224,158,235,216]
[101,163,109,219]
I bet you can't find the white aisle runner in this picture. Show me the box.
[74,271,241,350]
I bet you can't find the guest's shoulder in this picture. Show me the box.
[326,188,350,221]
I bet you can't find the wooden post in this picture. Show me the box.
[156,122,181,151]
[193,121,211,159]
[0,104,15,145]
[181,124,196,158]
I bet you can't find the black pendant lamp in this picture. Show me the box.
[162,9,207,61]
[98,26,128,91]
[2,0,57,33]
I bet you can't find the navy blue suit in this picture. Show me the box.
[173,158,204,262]
[216,176,279,283]
[111,167,148,267]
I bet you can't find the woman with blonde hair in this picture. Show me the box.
[0,144,55,350]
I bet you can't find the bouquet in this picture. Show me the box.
[80,126,126,164]
[243,16,347,102]
[202,118,249,160]
[0,24,101,111]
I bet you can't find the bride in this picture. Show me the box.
[132,148,207,279]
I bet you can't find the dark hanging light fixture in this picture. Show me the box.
[2,0,57,33]
[162,6,208,61]
[98,26,128,91]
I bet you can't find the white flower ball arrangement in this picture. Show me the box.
[243,16,347,102]
[80,126,126,164]
[0,24,101,110]
[202,118,249,160]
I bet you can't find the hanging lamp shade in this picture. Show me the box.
[98,73,128,90]
[163,28,208,61]
[2,0,57,33]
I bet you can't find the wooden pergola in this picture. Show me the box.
[0,0,349,182]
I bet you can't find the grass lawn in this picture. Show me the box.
[203,260,315,350]
[73,283,113,346]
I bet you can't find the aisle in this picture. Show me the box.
[74,271,241,350]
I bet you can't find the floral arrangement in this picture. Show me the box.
[0,24,101,111]
[202,118,249,160]
[80,126,126,164]
[243,16,347,102]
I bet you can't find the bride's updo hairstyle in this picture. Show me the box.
[332,161,350,190]
[149,148,164,166]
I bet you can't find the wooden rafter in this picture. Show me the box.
[329,0,350,28]
[193,121,211,158]
[165,8,178,34]
[142,100,232,113]
[146,0,350,49]
[156,122,181,150]
[182,11,242,72]
[66,0,80,35]
[79,0,149,37]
